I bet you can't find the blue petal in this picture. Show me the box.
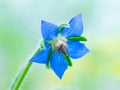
[66,40,89,59]
[62,14,83,38]
[29,42,51,64]
[41,20,58,40]
[50,51,68,79]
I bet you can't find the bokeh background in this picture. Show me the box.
[0,0,120,90]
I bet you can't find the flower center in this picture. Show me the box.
[51,34,68,55]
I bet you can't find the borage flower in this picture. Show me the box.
[30,14,89,79]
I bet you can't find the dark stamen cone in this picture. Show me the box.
[60,44,72,66]
[60,44,68,56]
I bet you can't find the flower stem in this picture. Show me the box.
[11,48,40,90]
[12,62,32,90]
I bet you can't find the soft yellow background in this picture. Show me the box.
[0,0,120,90]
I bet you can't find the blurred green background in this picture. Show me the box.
[0,0,120,90]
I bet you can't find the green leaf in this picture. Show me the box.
[64,55,72,66]
[58,24,68,32]
[69,36,87,41]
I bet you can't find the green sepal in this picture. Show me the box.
[46,62,50,69]
[40,41,45,50]
[45,40,52,43]
[69,36,87,41]
[58,24,68,33]
[64,55,72,66]
[45,49,53,69]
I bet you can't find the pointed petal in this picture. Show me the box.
[50,51,68,79]
[29,42,51,64]
[30,50,49,64]
[41,20,59,40]
[66,40,89,59]
[62,14,83,38]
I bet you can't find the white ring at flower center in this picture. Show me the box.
[51,34,67,50]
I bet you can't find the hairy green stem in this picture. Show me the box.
[11,48,40,90]
[12,62,32,90]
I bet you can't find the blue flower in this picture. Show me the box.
[30,14,89,79]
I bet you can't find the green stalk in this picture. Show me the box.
[12,62,32,90]
[11,48,40,90]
